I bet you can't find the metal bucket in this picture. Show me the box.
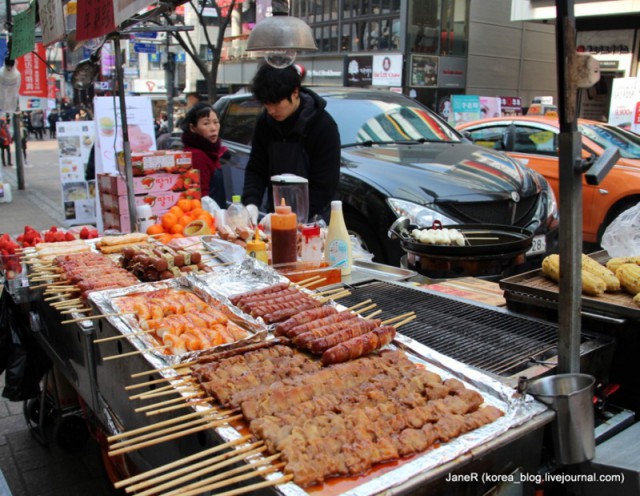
[527,373,596,465]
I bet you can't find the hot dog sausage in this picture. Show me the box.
[320,326,396,365]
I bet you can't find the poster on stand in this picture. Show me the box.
[56,121,96,225]
[608,77,638,128]
[450,95,481,127]
[93,95,156,175]
[479,96,502,119]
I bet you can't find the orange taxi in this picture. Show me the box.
[457,116,640,244]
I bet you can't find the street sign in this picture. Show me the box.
[133,31,158,39]
[134,42,157,54]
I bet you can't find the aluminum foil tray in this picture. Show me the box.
[89,275,268,368]
[152,338,548,496]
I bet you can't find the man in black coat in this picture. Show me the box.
[242,63,341,223]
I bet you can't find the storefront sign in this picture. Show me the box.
[410,55,438,88]
[345,56,373,87]
[500,96,523,116]
[372,54,402,87]
[450,95,481,126]
[438,57,466,89]
[608,77,638,127]
[479,96,502,119]
[10,5,36,59]
[17,44,47,98]
[56,121,97,225]
[134,42,157,54]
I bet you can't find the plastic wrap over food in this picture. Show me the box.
[89,276,268,367]
[193,257,290,300]
[154,339,548,496]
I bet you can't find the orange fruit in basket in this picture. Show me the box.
[169,206,184,217]
[190,207,204,217]
[171,223,184,235]
[171,233,184,239]
[161,212,178,230]
[191,199,202,209]
[179,214,194,227]
[146,224,164,236]
[177,199,193,212]
[156,233,172,244]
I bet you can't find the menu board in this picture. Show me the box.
[57,121,97,225]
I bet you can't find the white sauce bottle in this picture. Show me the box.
[324,200,352,275]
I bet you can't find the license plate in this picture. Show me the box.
[527,234,546,256]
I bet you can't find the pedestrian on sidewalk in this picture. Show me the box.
[47,108,59,138]
[0,118,12,167]
[30,109,44,139]
[20,119,28,163]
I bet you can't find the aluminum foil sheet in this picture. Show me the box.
[145,337,548,496]
[193,257,290,301]
[89,276,268,367]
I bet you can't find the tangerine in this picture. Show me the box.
[171,223,185,235]
[197,212,214,226]
[146,224,164,235]
[177,199,193,212]
[190,207,204,217]
[171,233,184,239]
[161,212,178,230]
[156,233,172,244]
[179,215,194,227]
[191,199,202,209]
[169,206,185,217]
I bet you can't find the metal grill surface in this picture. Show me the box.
[339,280,589,376]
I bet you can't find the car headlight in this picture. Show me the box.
[387,198,457,227]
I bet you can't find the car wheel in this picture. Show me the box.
[344,213,386,264]
[597,197,640,246]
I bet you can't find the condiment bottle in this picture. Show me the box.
[325,200,352,275]
[246,228,268,264]
[271,199,298,265]
[225,195,251,230]
[300,224,322,263]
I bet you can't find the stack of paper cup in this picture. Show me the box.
[136,204,154,233]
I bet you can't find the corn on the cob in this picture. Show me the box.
[606,256,640,273]
[616,263,640,295]
[582,254,620,292]
[541,254,606,296]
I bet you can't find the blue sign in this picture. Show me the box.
[175,52,186,63]
[148,52,161,63]
[134,43,157,54]
[134,32,158,39]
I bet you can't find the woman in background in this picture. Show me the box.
[180,102,227,207]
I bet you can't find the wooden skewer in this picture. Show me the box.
[317,289,350,302]
[125,374,189,390]
[189,474,294,496]
[294,274,322,286]
[130,361,195,379]
[393,314,417,329]
[44,288,77,294]
[207,260,234,268]
[108,407,222,442]
[353,303,377,315]
[129,383,182,400]
[110,414,222,449]
[132,386,198,401]
[382,311,416,325]
[134,392,204,413]
[44,293,72,302]
[109,414,239,457]
[102,345,169,361]
[347,298,372,311]
[50,297,81,305]
[299,277,327,289]
[145,397,212,416]
[60,307,92,315]
[113,435,252,488]
[163,455,283,496]
[131,443,266,495]
[364,309,383,319]
[61,312,134,324]
[93,329,156,343]
[314,286,347,296]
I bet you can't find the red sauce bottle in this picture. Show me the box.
[271,199,298,265]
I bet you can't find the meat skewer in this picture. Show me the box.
[273,305,338,336]
[321,325,397,365]
[229,282,291,306]
[291,315,363,348]
[306,318,383,354]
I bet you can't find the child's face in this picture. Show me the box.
[190,110,220,143]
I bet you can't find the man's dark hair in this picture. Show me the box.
[251,63,301,104]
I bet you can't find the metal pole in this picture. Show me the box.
[113,36,137,233]
[555,0,582,373]
[164,34,175,133]
[4,0,25,190]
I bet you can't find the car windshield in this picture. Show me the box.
[579,123,640,159]
[324,93,461,146]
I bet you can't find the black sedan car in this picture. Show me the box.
[213,88,559,265]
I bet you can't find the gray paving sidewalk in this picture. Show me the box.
[0,139,66,235]
[0,138,115,495]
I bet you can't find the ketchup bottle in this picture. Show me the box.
[271,199,298,265]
